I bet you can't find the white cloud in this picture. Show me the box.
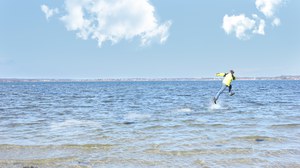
[255,0,283,17]
[222,14,267,39]
[272,17,281,26]
[255,19,266,35]
[252,14,266,35]
[41,4,59,20]
[222,14,257,40]
[222,0,285,40]
[56,0,172,47]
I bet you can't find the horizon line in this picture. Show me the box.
[0,75,300,82]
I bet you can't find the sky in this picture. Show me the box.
[0,0,299,79]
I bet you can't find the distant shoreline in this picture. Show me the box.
[0,76,300,82]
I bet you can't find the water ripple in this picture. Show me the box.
[0,81,299,167]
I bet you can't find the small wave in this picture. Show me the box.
[53,105,93,109]
[213,157,267,167]
[0,156,76,167]
[91,157,165,167]
[176,108,193,113]
[124,112,151,121]
[61,144,114,150]
[144,125,166,130]
[102,100,114,103]
[50,119,101,130]
[270,124,300,129]
[261,148,300,157]
[234,135,284,142]
[145,147,253,156]
[0,143,113,150]
[177,94,192,97]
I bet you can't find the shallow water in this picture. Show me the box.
[0,81,300,167]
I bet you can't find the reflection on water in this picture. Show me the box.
[0,81,300,167]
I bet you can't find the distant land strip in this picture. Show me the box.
[0,76,300,82]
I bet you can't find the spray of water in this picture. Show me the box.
[209,100,223,110]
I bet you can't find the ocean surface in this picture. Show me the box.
[0,80,300,168]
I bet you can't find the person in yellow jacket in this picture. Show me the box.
[213,70,236,104]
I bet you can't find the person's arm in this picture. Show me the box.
[216,73,226,77]
[232,74,236,80]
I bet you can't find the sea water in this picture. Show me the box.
[0,80,299,167]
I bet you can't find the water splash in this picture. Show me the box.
[209,101,223,110]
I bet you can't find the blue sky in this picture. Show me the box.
[0,0,299,79]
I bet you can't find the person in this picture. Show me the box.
[213,70,236,104]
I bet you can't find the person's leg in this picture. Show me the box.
[228,85,235,96]
[214,84,227,101]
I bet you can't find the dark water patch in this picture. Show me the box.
[270,123,300,129]
[128,105,141,109]
[53,105,93,108]
[61,144,115,150]
[187,123,228,128]
[234,135,284,142]
[0,144,115,151]
[153,96,165,100]
[177,94,192,97]
[186,123,207,128]
[71,95,96,99]
[123,121,135,125]
[209,124,228,128]
[7,121,44,128]
[4,106,40,111]
[145,147,254,156]
[104,95,115,99]
[255,138,264,142]
[273,100,291,104]
[247,100,266,106]
[144,125,166,130]
[84,99,96,104]
[101,100,114,103]
[23,166,38,168]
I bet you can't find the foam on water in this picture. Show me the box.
[176,108,193,113]
[124,112,151,121]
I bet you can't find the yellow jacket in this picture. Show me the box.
[216,72,235,86]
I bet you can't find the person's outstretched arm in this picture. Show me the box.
[216,73,226,77]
